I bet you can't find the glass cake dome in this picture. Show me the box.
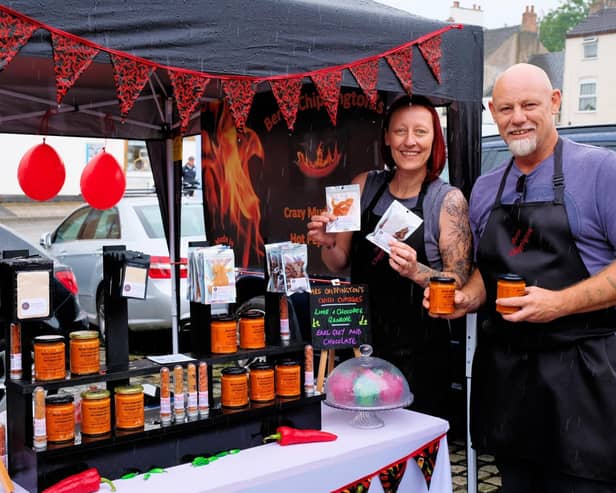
[324,344,413,428]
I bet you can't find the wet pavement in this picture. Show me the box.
[449,438,502,492]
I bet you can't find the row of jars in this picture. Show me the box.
[211,313,266,354]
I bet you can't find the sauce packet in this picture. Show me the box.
[265,241,292,293]
[366,200,423,254]
[325,184,361,233]
[281,243,311,295]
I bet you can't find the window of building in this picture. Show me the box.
[583,36,598,59]
[578,80,597,112]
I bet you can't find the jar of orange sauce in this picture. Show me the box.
[429,276,456,315]
[249,363,275,402]
[240,312,266,349]
[221,367,249,408]
[275,360,301,398]
[497,273,526,314]
[211,316,238,354]
[34,335,66,381]
[81,389,111,436]
[45,394,75,443]
[114,385,144,430]
[70,330,100,375]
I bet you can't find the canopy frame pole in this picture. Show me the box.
[466,313,478,493]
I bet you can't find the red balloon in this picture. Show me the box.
[17,142,66,201]
[80,151,126,210]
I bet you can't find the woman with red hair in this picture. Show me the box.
[308,94,472,418]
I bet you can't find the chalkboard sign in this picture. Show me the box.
[309,284,371,350]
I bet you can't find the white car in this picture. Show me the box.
[40,195,206,336]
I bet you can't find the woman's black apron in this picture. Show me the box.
[350,175,451,419]
[472,138,616,481]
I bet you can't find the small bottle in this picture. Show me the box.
[80,389,111,437]
[304,345,315,395]
[496,273,526,314]
[198,361,209,417]
[173,365,185,422]
[249,363,275,403]
[429,276,456,315]
[69,330,100,375]
[45,394,75,443]
[210,316,238,354]
[239,313,266,349]
[114,385,144,430]
[186,363,198,420]
[159,367,172,425]
[279,296,290,344]
[221,367,249,408]
[0,424,6,468]
[33,335,66,381]
[33,386,47,449]
[275,360,301,398]
[10,322,22,380]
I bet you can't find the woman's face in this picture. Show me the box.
[384,105,434,172]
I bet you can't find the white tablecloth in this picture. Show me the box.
[15,404,452,493]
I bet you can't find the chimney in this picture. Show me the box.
[521,5,537,33]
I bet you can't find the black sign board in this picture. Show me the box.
[309,284,370,350]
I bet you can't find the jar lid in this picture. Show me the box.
[240,311,264,319]
[81,389,110,400]
[222,367,248,375]
[115,385,144,395]
[498,273,525,282]
[276,359,299,367]
[34,335,65,344]
[46,394,74,405]
[251,362,273,371]
[430,276,455,284]
[70,330,100,340]
[212,315,236,323]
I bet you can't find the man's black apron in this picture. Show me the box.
[350,175,451,418]
[472,139,616,481]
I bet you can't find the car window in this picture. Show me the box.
[133,203,205,239]
[54,207,90,242]
[481,148,512,175]
[93,209,120,239]
[0,226,47,258]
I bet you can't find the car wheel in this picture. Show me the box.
[96,288,106,342]
[234,295,265,318]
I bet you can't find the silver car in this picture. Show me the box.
[40,195,206,335]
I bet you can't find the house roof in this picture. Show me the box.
[567,8,616,37]
[528,51,565,90]
[484,25,520,57]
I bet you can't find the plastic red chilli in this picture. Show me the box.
[80,150,126,210]
[263,426,338,446]
[42,467,115,493]
[18,142,66,201]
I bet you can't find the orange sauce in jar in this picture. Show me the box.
[239,312,266,349]
[275,360,301,398]
[497,273,526,314]
[114,385,144,430]
[70,330,100,375]
[34,335,66,381]
[249,363,275,402]
[210,316,238,354]
[429,276,456,315]
[45,394,75,443]
[80,389,111,436]
[221,367,248,408]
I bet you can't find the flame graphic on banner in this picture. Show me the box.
[202,101,264,267]
[296,142,342,178]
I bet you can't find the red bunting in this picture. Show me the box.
[418,34,442,84]
[51,33,99,105]
[110,54,153,118]
[378,459,407,492]
[270,78,303,131]
[385,47,413,95]
[413,438,440,489]
[0,10,37,68]
[169,70,210,134]
[221,79,257,132]
[349,60,379,110]
[311,71,342,126]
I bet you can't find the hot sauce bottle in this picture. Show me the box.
[159,367,171,425]
[198,361,209,417]
[173,365,185,422]
[186,363,198,420]
[496,273,526,314]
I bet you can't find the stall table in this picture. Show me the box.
[92,404,452,493]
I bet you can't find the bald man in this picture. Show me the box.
[425,63,616,491]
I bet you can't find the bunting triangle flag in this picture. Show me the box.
[349,59,379,109]
[311,71,342,126]
[221,79,257,132]
[0,10,38,69]
[418,34,442,84]
[378,458,408,493]
[413,439,440,490]
[337,477,372,493]
[270,78,303,131]
[385,47,412,95]
[169,70,210,134]
[51,33,99,105]
[110,54,153,118]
